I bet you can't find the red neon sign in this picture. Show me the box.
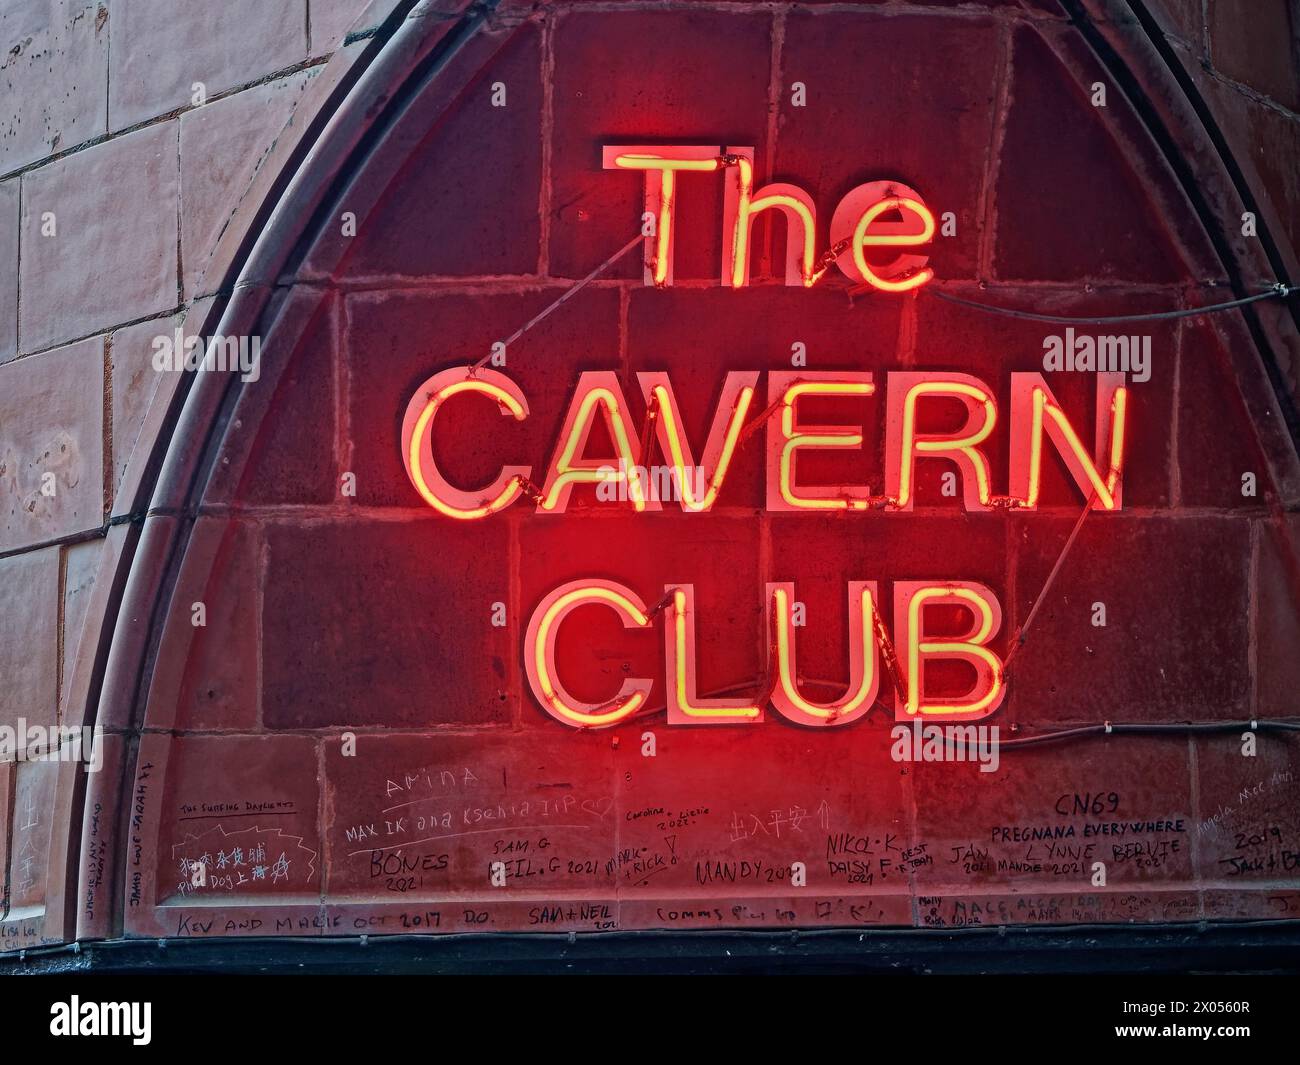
[401,370,1128,518]
[396,139,1131,731]
[602,145,936,290]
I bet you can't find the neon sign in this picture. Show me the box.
[402,369,1128,518]
[401,367,1129,729]
[397,144,1132,732]
[603,145,936,290]
[520,577,1004,730]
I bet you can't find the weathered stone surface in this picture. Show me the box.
[309,0,376,56]
[1207,0,1299,111]
[549,7,772,280]
[111,297,212,518]
[109,312,181,497]
[0,546,59,731]
[0,178,16,363]
[1011,515,1252,723]
[344,22,542,278]
[60,535,103,720]
[994,26,1189,283]
[7,757,58,912]
[180,69,319,298]
[19,123,178,352]
[260,517,514,729]
[1257,515,1300,719]
[0,0,1296,945]
[775,9,1001,281]
[0,336,104,552]
[0,0,108,173]
[108,0,308,129]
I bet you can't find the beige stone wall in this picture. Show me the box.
[1,0,1299,943]
[0,0,375,738]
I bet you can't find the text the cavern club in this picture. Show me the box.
[398,145,1131,732]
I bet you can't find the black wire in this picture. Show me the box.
[998,719,1300,748]
[927,283,1294,324]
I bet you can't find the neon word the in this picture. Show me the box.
[595,460,708,504]
[400,367,1128,517]
[524,579,1006,729]
[603,144,935,290]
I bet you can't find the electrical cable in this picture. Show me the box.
[927,282,1295,324]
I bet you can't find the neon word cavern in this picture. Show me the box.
[399,366,1132,731]
[401,367,1128,518]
